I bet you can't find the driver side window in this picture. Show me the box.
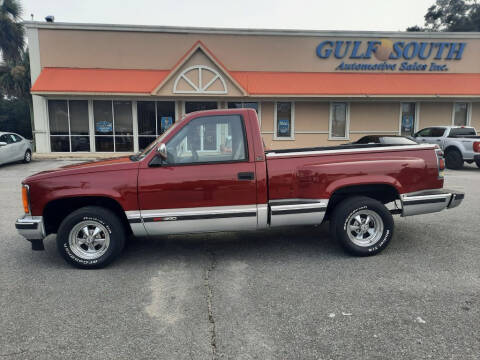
[416,128,432,137]
[165,114,247,165]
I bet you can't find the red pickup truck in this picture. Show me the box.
[16,109,464,268]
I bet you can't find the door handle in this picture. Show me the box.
[238,172,255,181]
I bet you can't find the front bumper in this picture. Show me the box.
[15,215,45,240]
[400,189,464,217]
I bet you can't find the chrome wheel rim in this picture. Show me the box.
[346,209,384,247]
[25,152,31,162]
[68,221,110,260]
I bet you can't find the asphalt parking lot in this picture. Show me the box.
[0,159,479,360]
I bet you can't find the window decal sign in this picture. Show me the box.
[278,119,290,135]
[96,121,113,133]
[161,116,173,131]
[402,115,414,131]
[316,39,466,72]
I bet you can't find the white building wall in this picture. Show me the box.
[27,27,50,153]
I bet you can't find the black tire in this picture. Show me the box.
[445,149,463,170]
[56,206,126,269]
[329,196,394,256]
[475,159,480,168]
[23,150,31,163]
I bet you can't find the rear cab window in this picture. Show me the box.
[449,128,477,137]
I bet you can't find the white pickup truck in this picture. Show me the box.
[413,126,480,169]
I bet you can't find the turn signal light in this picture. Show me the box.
[435,149,445,179]
[439,158,445,171]
[22,185,30,214]
[473,142,480,153]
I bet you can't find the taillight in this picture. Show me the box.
[473,142,480,153]
[22,185,30,214]
[435,149,445,179]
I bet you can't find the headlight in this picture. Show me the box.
[22,184,30,214]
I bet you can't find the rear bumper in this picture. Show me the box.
[400,189,464,217]
[15,215,45,240]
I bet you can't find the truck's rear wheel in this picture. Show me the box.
[445,149,463,170]
[56,206,126,269]
[475,159,480,168]
[330,196,394,256]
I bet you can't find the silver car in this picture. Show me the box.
[0,132,32,165]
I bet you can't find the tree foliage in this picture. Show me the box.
[0,49,30,100]
[0,97,31,138]
[0,0,25,61]
[407,0,480,31]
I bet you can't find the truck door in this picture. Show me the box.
[428,127,447,149]
[137,113,258,235]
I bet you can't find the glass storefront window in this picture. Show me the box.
[228,102,258,113]
[185,101,217,114]
[275,102,293,138]
[94,100,114,152]
[49,100,90,152]
[400,103,416,136]
[453,103,468,126]
[137,101,176,150]
[330,103,348,139]
[93,100,133,152]
[228,102,260,124]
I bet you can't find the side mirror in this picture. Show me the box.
[156,143,167,160]
[0,142,7,147]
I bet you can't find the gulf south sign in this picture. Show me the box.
[316,39,466,72]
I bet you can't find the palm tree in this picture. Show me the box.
[0,0,25,61]
[0,49,34,140]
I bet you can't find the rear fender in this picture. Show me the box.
[326,175,403,199]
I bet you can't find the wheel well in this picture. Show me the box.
[43,196,132,236]
[325,184,399,220]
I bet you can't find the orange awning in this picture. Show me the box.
[31,67,480,97]
[231,72,480,96]
[31,67,169,94]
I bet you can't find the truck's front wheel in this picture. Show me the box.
[330,196,394,256]
[56,206,126,269]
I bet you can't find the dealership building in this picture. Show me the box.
[25,21,480,154]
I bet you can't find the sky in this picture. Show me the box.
[20,0,435,32]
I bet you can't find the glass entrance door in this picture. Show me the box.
[400,103,416,136]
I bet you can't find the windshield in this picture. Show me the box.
[131,119,184,161]
[449,127,477,137]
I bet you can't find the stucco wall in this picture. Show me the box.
[349,102,399,133]
[36,28,480,73]
[471,103,480,131]
[419,102,453,128]
[294,102,329,131]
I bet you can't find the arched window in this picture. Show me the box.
[173,65,227,94]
